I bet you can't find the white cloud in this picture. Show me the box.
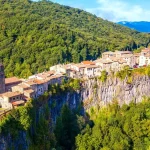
[86,0,150,22]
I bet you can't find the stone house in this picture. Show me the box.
[115,51,132,57]
[121,54,135,67]
[84,65,99,78]
[133,53,140,65]
[12,83,30,93]
[118,59,128,70]
[50,64,72,74]
[50,65,65,74]
[139,54,150,67]
[46,74,65,85]
[23,89,35,100]
[141,48,150,56]
[12,83,35,99]
[102,51,116,58]
[0,91,24,109]
[139,55,146,67]
[102,51,132,59]
[50,64,75,77]
[69,69,77,78]
[70,64,86,77]
[5,77,22,92]
[23,79,47,98]
[94,59,113,72]
[29,71,54,80]
[24,79,44,98]
[102,51,135,68]
[108,58,120,72]
[139,48,150,67]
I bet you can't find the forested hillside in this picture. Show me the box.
[0,0,150,77]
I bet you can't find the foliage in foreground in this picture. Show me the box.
[0,101,33,137]
[1,92,150,150]
[76,100,150,150]
[48,78,81,95]
[54,104,86,150]
[98,70,107,82]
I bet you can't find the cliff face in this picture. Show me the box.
[50,75,150,121]
[1,75,150,149]
[80,76,150,109]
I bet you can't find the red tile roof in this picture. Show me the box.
[121,54,133,58]
[81,61,95,65]
[17,83,29,89]
[25,80,36,86]
[2,91,22,98]
[145,54,150,57]
[11,100,25,106]
[5,77,21,85]
[24,89,34,94]
[33,79,47,84]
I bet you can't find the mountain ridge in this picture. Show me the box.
[118,21,150,33]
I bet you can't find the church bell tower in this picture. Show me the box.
[0,64,5,94]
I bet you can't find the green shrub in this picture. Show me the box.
[99,70,107,82]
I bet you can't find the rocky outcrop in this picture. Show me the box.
[80,75,150,109]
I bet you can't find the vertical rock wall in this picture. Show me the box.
[80,76,150,109]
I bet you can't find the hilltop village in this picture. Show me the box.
[0,48,150,109]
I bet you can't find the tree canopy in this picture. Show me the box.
[76,100,150,150]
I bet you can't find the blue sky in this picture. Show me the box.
[50,0,150,22]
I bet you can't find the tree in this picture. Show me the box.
[54,104,81,150]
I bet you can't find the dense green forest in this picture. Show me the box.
[0,0,150,77]
[76,100,150,150]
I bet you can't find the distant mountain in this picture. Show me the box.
[118,21,150,33]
